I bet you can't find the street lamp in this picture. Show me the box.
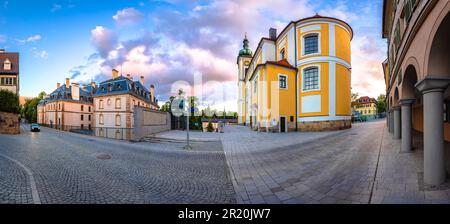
[180,98,192,150]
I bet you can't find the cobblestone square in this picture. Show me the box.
[1,119,450,204]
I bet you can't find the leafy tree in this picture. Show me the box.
[206,121,214,132]
[0,90,20,113]
[21,91,46,123]
[351,91,359,102]
[376,94,387,114]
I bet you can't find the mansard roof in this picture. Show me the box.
[94,75,157,106]
[39,84,95,106]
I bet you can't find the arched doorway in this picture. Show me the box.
[401,65,422,151]
[393,88,401,139]
[428,13,450,77]
[419,11,450,186]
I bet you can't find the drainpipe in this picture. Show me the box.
[294,23,298,132]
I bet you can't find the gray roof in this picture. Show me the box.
[94,76,158,107]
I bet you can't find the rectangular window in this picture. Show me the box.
[115,115,121,126]
[88,106,91,112]
[88,115,91,121]
[394,21,401,52]
[444,102,450,123]
[99,115,104,124]
[81,115,84,121]
[303,67,320,91]
[99,100,104,109]
[4,77,13,85]
[290,116,294,122]
[404,0,417,23]
[304,34,319,55]
[81,105,84,111]
[279,75,287,89]
[115,98,121,109]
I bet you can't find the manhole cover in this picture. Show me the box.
[96,154,112,160]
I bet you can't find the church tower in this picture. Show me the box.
[237,33,253,125]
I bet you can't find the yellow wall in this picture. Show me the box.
[297,23,329,60]
[336,64,351,116]
[298,62,329,117]
[335,25,351,64]
[265,65,296,123]
[353,103,377,115]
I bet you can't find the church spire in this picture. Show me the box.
[239,33,252,57]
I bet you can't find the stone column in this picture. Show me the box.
[416,77,450,186]
[388,110,394,133]
[393,107,401,139]
[400,99,415,153]
[387,110,390,128]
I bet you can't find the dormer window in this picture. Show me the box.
[3,59,11,70]
[280,49,286,60]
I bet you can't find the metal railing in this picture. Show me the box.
[39,123,134,141]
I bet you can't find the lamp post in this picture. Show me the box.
[183,98,192,150]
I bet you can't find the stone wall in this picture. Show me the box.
[298,120,352,132]
[133,107,171,141]
[0,112,20,134]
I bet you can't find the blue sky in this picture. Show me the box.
[0,0,386,111]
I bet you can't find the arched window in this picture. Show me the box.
[280,48,285,60]
[115,114,121,126]
[303,33,319,55]
[115,98,121,109]
[81,105,84,111]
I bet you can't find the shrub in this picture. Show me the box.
[0,90,20,113]
[206,121,214,132]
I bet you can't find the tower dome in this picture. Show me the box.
[239,33,253,56]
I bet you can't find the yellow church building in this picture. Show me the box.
[237,14,353,132]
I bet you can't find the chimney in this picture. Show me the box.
[140,76,144,85]
[269,28,277,40]
[71,83,80,101]
[150,84,155,102]
[65,78,70,88]
[112,69,119,79]
[126,74,132,80]
[57,83,61,89]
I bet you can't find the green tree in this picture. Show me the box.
[206,121,214,132]
[0,90,20,113]
[351,91,359,102]
[21,91,46,123]
[376,94,387,114]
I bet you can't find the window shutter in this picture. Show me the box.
[13,78,17,85]
[0,77,4,85]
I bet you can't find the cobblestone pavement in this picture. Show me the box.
[219,120,450,204]
[3,120,450,204]
[0,126,236,204]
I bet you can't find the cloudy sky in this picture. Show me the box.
[0,0,386,111]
